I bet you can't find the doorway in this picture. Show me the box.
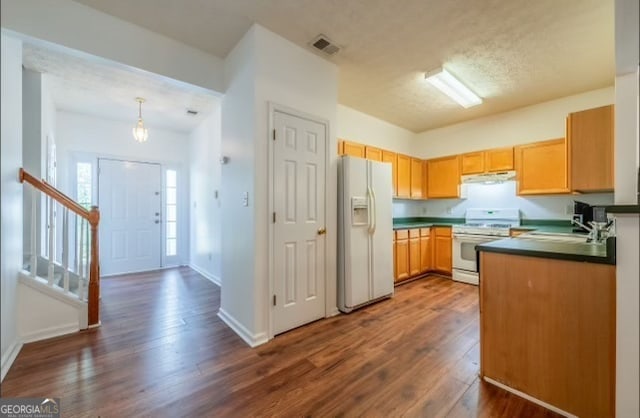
[98,158,162,276]
[271,108,328,335]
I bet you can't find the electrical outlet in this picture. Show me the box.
[208,253,212,261]
[421,206,428,215]
[242,192,249,207]
[565,204,573,215]
[446,207,452,215]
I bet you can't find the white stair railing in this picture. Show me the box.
[19,168,101,326]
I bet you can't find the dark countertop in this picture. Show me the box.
[392,217,575,233]
[605,204,640,214]
[392,217,463,230]
[476,236,616,265]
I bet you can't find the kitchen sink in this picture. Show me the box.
[516,231,594,244]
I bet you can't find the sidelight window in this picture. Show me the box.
[166,169,178,256]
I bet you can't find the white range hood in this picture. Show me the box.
[460,170,516,184]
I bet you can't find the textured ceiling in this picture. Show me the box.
[71,0,614,132]
[22,44,219,133]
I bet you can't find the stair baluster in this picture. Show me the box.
[30,187,37,278]
[62,207,70,292]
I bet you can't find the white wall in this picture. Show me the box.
[1,32,23,381]
[189,109,222,285]
[337,104,415,155]
[614,1,639,416]
[413,87,614,158]
[219,24,338,345]
[219,25,259,343]
[56,110,191,265]
[17,277,83,343]
[393,182,614,219]
[1,0,224,93]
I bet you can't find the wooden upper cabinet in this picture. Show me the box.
[342,140,366,158]
[422,160,429,198]
[568,105,614,192]
[461,152,485,175]
[515,138,569,195]
[382,150,397,196]
[426,155,460,198]
[485,147,514,172]
[396,154,411,198]
[410,158,423,199]
[365,145,383,162]
[462,148,514,175]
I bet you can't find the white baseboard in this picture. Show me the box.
[483,376,577,418]
[189,263,221,287]
[20,323,79,344]
[327,307,340,317]
[1,339,23,382]
[217,308,268,347]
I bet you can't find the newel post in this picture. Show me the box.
[88,206,101,327]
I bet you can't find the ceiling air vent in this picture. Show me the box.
[310,34,340,56]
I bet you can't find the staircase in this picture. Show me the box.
[18,168,101,337]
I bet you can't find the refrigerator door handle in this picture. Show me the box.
[370,187,377,234]
[366,186,374,234]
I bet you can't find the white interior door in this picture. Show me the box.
[273,110,326,335]
[98,159,162,276]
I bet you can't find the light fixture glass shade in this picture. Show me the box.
[132,118,149,142]
[425,68,482,108]
[132,97,149,142]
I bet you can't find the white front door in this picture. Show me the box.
[98,159,162,275]
[273,110,327,335]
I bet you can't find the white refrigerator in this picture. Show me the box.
[338,156,394,313]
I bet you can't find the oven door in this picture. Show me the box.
[453,233,498,272]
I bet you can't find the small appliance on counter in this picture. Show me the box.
[572,200,594,233]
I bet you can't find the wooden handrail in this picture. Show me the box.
[19,167,101,327]
[19,168,95,225]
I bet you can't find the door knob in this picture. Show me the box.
[155,220,160,224]
[155,212,160,216]
[317,227,326,235]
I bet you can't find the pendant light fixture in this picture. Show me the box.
[132,97,149,143]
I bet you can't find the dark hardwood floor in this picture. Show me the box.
[1,268,560,417]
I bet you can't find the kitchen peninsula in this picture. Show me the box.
[476,237,616,418]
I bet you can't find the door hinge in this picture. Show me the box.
[273,294,276,306]
[273,212,276,223]
[272,129,276,140]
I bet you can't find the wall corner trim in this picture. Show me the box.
[1,339,24,382]
[189,264,221,287]
[217,308,268,348]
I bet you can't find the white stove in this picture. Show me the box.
[452,209,520,285]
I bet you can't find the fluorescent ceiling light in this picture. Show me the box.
[425,68,482,108]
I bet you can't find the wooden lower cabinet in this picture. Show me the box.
[480,252,615,418]
[419,228,432,272]
[408,229,421,276]
[433,227,452,274]
[394,230,410,282]
[393,227,449,283]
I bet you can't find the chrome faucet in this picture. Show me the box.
[571,218,614,244]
